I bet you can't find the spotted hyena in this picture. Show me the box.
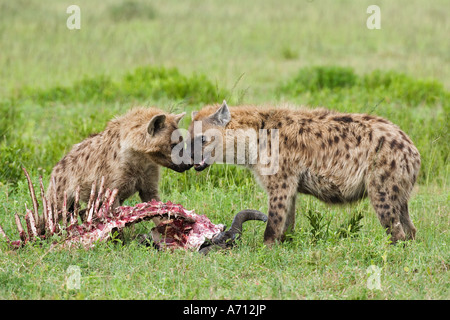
[188,101,421,245]
[47,107,192,218]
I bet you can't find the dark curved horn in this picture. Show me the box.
[228,209,268,236]
[198,244,215,255]
[200,209,268,254]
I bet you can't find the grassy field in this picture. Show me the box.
[0,0,449,300]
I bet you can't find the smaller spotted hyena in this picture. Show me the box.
[47,107,191,217]
[188,102,421,245]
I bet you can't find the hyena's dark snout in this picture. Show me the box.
[169,162,193,173]
[188,138,209,172]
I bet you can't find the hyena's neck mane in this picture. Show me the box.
[226,106,334,130]
[225,106,271,131]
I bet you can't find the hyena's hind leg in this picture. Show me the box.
[367,185,405,243]
[368,130,420,243]
[398,202,416,240]
[367,175,417,243]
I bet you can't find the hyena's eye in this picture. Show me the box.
[201,135,207,144]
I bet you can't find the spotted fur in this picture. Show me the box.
[189,102,420,245]
[47,107,191,216]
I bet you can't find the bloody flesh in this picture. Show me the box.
[0,168,224,251]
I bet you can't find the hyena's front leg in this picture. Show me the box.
[138,168,160,203]
[284,195,297,236]
[138,189,160,203]
[138,185,163,226]
[263,176,298,245]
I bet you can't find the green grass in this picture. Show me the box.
[1,182,448,299]
[0,0,449,300]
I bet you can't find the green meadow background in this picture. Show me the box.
[0,0,448,299]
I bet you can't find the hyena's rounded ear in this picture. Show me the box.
[147,114,166,136]
[210,100,231,126]
[174,112,186,124]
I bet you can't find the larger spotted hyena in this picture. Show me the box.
[47,107,192,217]
[188,101,421,245]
